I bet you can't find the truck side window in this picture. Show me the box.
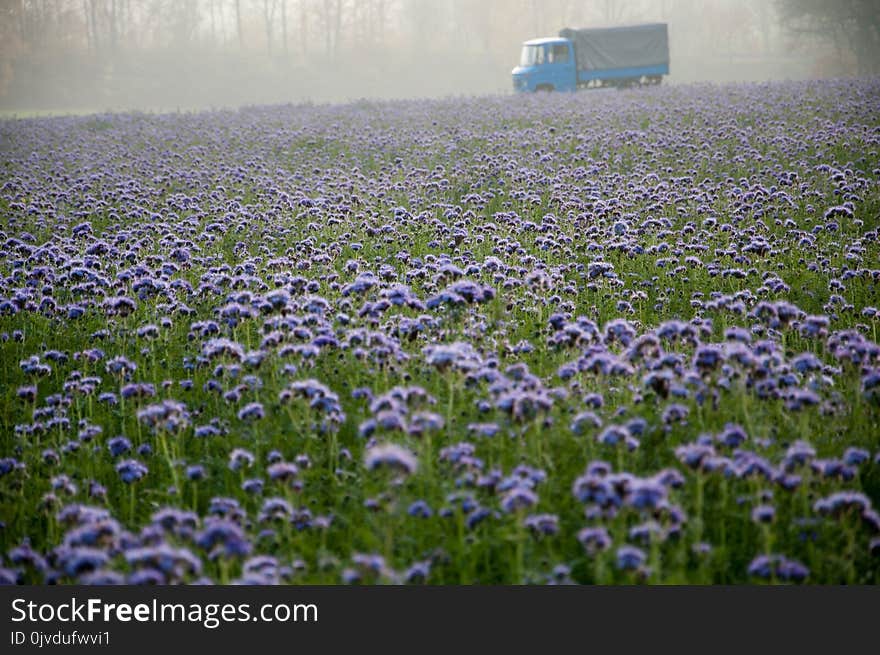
[550,44,569,64]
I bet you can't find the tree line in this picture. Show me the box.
[0,0,873,110]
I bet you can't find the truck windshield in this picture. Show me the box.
[519,45,544,67]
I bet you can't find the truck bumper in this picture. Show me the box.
[512,77,530,92]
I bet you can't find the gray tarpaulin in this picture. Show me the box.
[559,23,669,71]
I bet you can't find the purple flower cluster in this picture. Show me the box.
[1,78,879,585]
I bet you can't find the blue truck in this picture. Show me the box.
[512,23,669,92]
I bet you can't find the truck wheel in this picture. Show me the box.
[535,84,554,93]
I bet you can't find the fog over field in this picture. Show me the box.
[1,0,877,111]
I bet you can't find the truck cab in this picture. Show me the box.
[511,38,576,93]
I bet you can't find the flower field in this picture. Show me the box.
[1,79,879,584]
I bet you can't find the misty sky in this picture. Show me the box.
[0,0,854,111]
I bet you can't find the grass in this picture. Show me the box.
[0,79,879,584]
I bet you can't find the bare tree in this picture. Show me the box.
[208,0,217,46]
[262,0,277,55]
[776,0,880,74]
[322,0,332,58]
[0,0,26,96]
[299,0,308,56]
[280,0,288,56]
[332,0,342,59]
[234,0,243,48]
[375,0,386,43]
[85,0,100,52]
[317,0,343,61]
[172,0,199,48]
[408,0,440,44]
[602,0,625,24]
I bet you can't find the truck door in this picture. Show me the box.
[546,43,575,92]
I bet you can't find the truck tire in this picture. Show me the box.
[535,84,554,93]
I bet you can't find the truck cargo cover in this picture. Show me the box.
[559,23,668,71]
